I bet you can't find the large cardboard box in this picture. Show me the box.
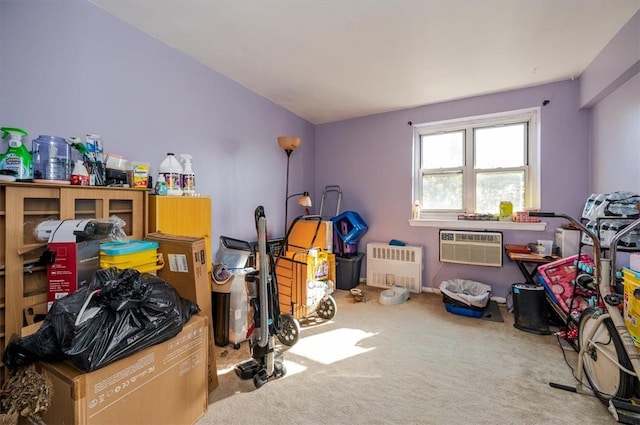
[145,232,219,392]
[38,315,208,425]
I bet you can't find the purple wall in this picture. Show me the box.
[580,10,640,108]
[581,11,640,270]
[591,73,640,194]
[316,80,591,296]
[3,1,630,296]
[0,0,316,256]
[582,11,640,195]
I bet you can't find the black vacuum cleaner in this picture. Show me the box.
[234,206,286,388]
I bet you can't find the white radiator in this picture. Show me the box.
[439,230,503,267]
[366,243,423,293]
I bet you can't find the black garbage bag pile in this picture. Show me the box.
[3,267,200,372]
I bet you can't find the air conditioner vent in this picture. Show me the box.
[439,230,503,267]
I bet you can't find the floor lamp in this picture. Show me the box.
[278,136,304,233]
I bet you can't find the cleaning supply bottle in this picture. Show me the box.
[158,153,182,196]
[70,160,90,186]
[0,127,32,180]
[180,154,196,196]
[154,174,168,196]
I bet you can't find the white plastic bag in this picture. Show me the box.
[439,279,492,308]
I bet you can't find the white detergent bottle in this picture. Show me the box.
[180,154,196,196]
[158,153,182,196]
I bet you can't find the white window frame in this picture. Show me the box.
[412,107,540,220]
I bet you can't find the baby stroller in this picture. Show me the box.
[234,206,286,388]
[274,214,337,347]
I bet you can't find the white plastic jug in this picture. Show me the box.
[158,153,182,196]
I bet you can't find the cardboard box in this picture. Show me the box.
[145,232,219,392]
[39,315,208,425]
[46,220,101,310]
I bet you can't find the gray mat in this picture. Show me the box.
[482,301,504,322]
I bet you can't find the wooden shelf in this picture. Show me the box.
[23,210,60,216]
[18,243,47,256]
[0,182,148,386]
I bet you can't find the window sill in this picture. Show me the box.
[408,219,547,231]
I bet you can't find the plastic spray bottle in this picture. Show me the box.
[70,160,90,186]
[155,174,168,196]
[0,127,32,180]
[180,154,196,196]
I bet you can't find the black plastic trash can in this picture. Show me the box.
[512,283,551,335]
[336,253,364,290]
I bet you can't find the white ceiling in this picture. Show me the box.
[91,0,640,125]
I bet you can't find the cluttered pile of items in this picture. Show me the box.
[0,126,200,197]
[0,216,215,424]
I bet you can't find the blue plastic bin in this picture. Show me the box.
[332,211,368,244]
[445,303,483,318]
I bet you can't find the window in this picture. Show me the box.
[413,108,540,218]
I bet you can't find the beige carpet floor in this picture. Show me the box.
[198,285,617,425]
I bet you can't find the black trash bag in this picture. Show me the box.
[3,268,200,372]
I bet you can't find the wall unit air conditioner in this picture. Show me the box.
[439,230,503,267]
[366,243,423,293]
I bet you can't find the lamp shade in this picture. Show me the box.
[278,136,301,152]
[297,193,312,207]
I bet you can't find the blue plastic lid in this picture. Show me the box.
[100,240,158,255]
[332,210,368,243]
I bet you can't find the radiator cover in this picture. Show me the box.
[366,243,423,293]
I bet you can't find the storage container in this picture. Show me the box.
[32,135,72,182]
[100,240,162,273]
[444,303,483,318]
[439,279,492,309]
[332,210,368,244]
[623,267,640,347]
[335,253,364,290]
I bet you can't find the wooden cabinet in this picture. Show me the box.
[0,182,147,384]
[148,195,212,271]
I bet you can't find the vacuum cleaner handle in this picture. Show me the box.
[254,206,266,237]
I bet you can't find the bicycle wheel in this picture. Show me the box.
[578,307,634,403]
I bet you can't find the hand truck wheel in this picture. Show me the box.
[277,313,300,346]
[316,295,337,320]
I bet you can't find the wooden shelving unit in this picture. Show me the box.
[0,182,148,384]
